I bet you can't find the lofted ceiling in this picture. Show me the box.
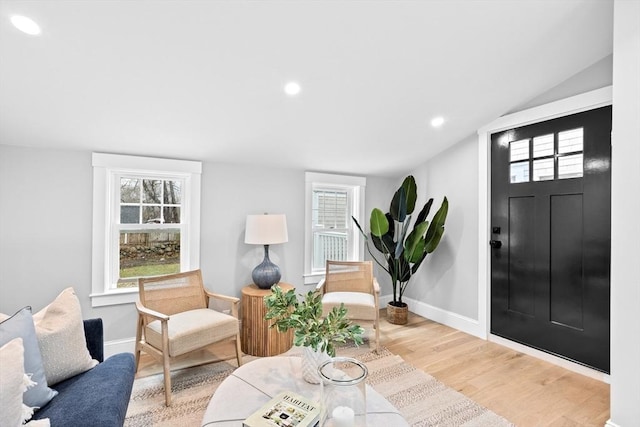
[0,0,613,177]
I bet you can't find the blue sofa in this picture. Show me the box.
[32,319,136,427]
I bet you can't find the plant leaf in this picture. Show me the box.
[395,242,403,259]
[401,175,417,215]
[351,216,367,240]
[398,256,411,282]
[395,219,410,258]
[390,186,407,222]
[385,213,395,240]
[370,208,389,237]
[371,233,385,253]
[415,198,433,226]
[425,196,448,250]
[425,225,445,253]
[387,257,398,283]
[404,221,429,263]
[411,252,428,274]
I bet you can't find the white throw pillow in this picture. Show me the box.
[25,420,50,427]
[0,338,37,426]
[32,287,98,386]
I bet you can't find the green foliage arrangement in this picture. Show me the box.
[264,285,364,357]
[353,175,448,307]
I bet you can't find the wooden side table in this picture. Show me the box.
[241,283,294,357]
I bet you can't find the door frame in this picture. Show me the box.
[476,86,612,380]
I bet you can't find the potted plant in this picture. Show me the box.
[264,285,364,382]
[353,175,448,325]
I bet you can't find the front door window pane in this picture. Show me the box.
[510,161,530,183]
[533,134,554,158]
[510,139,529,162]
[533,158,554,181]
[558,154,583,179]
[559,128,583,154]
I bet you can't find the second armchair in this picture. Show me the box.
[316,260,380,352]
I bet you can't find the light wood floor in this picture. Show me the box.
[137,311,610,427]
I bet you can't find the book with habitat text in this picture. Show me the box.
[242,390,321,427]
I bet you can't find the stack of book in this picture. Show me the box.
[243,390,321,427]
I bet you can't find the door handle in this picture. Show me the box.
[489,240,502,248]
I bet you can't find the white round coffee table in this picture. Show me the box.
[201,356,408,426]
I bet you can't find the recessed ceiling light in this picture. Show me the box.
[431,116,445,128]
[284,81,301,97]
[11,15,41,35]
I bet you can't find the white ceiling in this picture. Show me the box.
[0,0,613,177]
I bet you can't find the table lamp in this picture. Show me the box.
[245,213,288,289]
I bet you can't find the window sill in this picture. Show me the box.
[90,289,138,307]
[303,272,325,286]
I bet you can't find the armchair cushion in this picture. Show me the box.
[145,308,239,357]
[321,292,377,320]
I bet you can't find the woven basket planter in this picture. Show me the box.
[387,302,408,325]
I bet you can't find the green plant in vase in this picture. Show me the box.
[353,175,448,324]
[264,285,364,356]
[264,285,364,383]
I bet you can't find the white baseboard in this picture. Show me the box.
[104,337,135,359]
[405,296,485,338]
[605,420,619,427]
[379,294,485,339]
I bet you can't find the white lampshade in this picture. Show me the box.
[245,214,288,245]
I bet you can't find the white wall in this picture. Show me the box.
[406,135,479,320]
[0,146,137,341]
[0,144,394,343]
[609,1,640,425]
[508,54,613,114]
[199,162,305,298]
[360,175,399,296]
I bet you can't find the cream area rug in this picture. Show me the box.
[125,347,515,427]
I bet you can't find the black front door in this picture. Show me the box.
[490,106,611,373]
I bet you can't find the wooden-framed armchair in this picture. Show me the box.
[134,269,243,406]
[316,260,380,352]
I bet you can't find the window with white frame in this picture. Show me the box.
[91,153,201,307]
[304,172,365,284]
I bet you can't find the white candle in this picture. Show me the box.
[331,405,355,427]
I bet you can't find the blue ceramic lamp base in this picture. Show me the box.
[252,245,281,289]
